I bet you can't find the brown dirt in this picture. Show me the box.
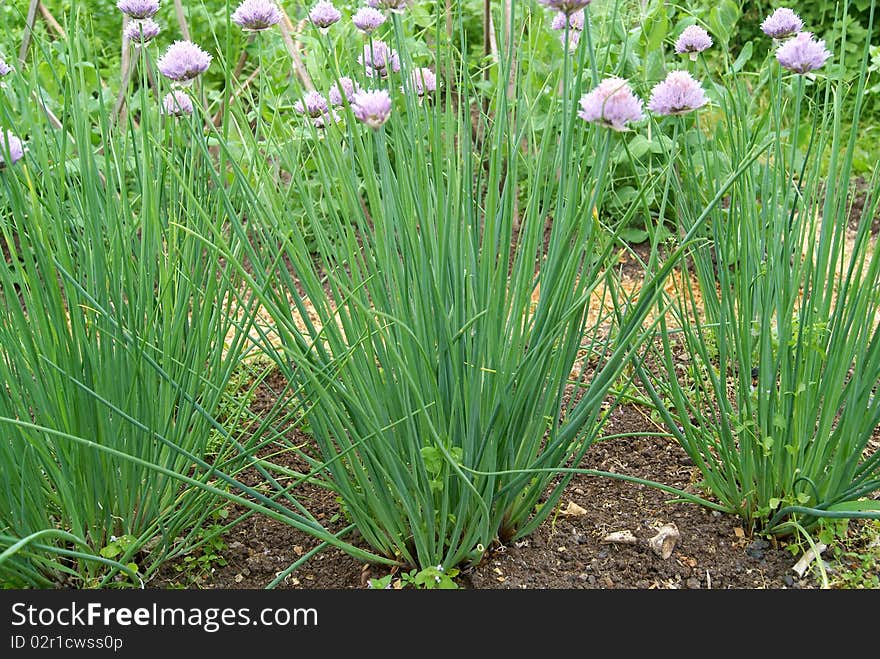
[148,367,832,591]
[847,175,880,235]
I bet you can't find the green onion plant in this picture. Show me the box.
[0,8,256,587]
[205,0,761,572]
[638,0,880,536]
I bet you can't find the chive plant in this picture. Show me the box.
[0,6,258,587]
[638,3,880,536]
[201,0,763,572]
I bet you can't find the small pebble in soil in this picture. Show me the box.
[783,574,795,587]
[746,539,770,560]
[686,578,701,589]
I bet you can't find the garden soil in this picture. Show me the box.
[149,367,849,591]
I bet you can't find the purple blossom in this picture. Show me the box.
[328,77,361,106]
[761,8,804,40]
[352,89,392,129]
[550,10,585,50]
[117,0,160,20]
[775,32,832,74]
[124,18,161,45]
[675,25,712,60]
[358,40,400,78]
[550,9,585,31]
[313,109,342,129]
[231,0,283,32]
[578,77,644,131]
[365,0,409,13]
[294,91,329,118]
[0,57,11,77]
[537,0,591,16]
[647,70,708,116]
[352,6,387,33]
[309,1,341,29]
[157,40,212,83]
[0,131,24,168]
[162,90,194,116]
[405,67,437,97]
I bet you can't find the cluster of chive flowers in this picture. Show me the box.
[569,7,831,133]
[117,0,161,45]
[541,6,713,127]
[115,0,212,118]
[549,9,585,51]
[286,2,435,131]
[575,70,708,131]
[761,8,831,74]
[359,40,401,78]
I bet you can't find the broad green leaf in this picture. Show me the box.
[828,500,880,513]
[732,41,753,73]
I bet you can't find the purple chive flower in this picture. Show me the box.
[647,70,708,116]
[366,0,409,13]
[0,131,24,168]
[675,25,713,60]
[328,76,361,106]
[157,40,212,83]
[314,109,342,129]
[352,6,387,33]
[358,40,400,78]
[162,90,194,116]
[0,57,11,77]
[352,89,392,129]
[578,77,644,131]
[761,8,804,40]
[117,0,160,19]
[294,91,329,118]
[775,32,832,74]
[551,11,583,51]
[551,9,585,31]
[124,18,161,45]
[405,67,437,97]
[309,1,341,29]
[537,0,591,16]
[231,0,283,32]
